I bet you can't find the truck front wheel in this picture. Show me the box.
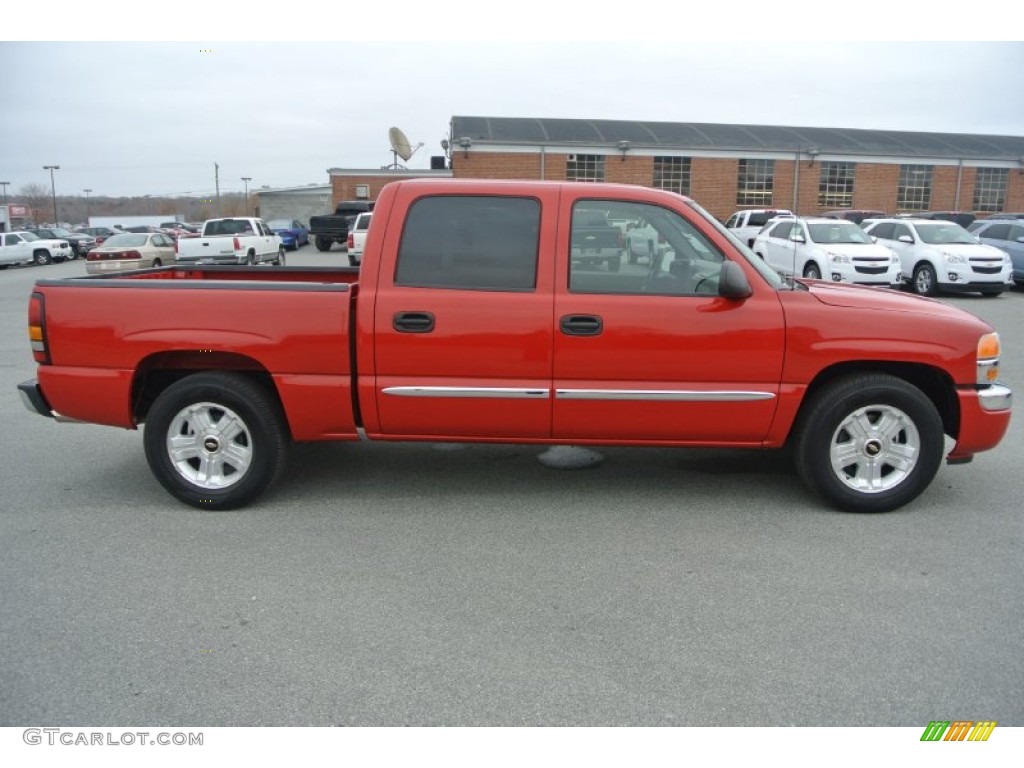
[315,236,332,252]
[793,373,943,513]
[143,372,290,510]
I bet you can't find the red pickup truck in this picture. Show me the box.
[18,179,1012,513]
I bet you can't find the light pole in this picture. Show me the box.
[0,181,9,204]
[43,165,59,224]
[83,188,92,222]
[241,177,251,215]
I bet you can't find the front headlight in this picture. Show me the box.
[977,332,1001,386]
[942,251,967,264]
[826,251,850,264]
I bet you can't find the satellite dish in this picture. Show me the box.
[389,126,413,162]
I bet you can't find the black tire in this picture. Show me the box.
[275,248,286,266]
[34,250,52,266]
[803,262,821,280]
[315,235,332,252]
[348,255,360,267]
[143,372,290,510]
[152,258,162,268]
[793,373,944,513]
[912,263,937,296]
[246,251,256,266]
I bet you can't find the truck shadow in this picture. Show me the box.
[272,441,811,514]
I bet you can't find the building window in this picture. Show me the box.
[653,157,691,195]
[736,159,774,206]
[567,154,606,182]
[897,165,933,211]
[972,168,1008,213]
[818,162,856,208]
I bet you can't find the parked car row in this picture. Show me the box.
[734,206,1017,297]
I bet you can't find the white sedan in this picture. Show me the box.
[753,217,902,288]
[85,232,176,274]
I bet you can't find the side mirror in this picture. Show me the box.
[792,234,806,243]
[870,235,878,243]
[898,235,914,244]
[719,261,753,299]
[1016,237,1024,244]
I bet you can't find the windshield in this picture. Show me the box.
[22,232,40,242]
[915,223,977,245]
[807,222,873,245]
[49,227,73,237]
[684,200,787,289]
[267,220,292,229]
[102,234,149,247]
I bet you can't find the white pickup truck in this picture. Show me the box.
[175,217,285,266]
[1,230,73,267]
[345,212,372,266]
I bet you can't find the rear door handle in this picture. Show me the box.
[559,314,603,336]
[393,311,435,333]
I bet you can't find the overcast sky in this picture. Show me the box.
[3,8,1022,199]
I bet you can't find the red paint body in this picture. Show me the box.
[27,180,1011,460]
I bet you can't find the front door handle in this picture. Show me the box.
[393,311,435,333]
[560,314,603,336]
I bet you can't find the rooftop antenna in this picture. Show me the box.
[387,126,424,169]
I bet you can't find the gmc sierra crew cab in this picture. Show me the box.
[18,179,1012,513]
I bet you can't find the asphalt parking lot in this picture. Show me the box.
[0,250,1021,726]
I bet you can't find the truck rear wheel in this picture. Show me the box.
[315,236,332,252]
[143,372,290,510]
[793,373,943,513]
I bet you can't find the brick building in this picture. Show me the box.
[445,115,1024,221]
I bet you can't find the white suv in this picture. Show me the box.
[724,208,794,247]
[752,217,902,287]
[862,218,1013,296]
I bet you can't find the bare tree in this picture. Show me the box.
[18,183,51,223]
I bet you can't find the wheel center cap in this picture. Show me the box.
[864,439,882,457]
[203,437,220,453]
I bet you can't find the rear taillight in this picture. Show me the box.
[233,236,241,251]
[28,292,49,364]
[173,238,178,254]
[115,250,142,260]
[347,232,354,248]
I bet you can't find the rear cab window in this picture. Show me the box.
[394,196,540,291]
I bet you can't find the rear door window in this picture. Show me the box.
[395,196,540,291]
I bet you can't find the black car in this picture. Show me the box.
[911,211,977,228]
[821,209,887,225]
[30,227,96,259]
[77,226,126,244]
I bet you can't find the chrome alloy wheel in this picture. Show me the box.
[829,404,921,493]
[165,402,253,489]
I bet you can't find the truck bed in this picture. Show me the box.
[44,264,361,286]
